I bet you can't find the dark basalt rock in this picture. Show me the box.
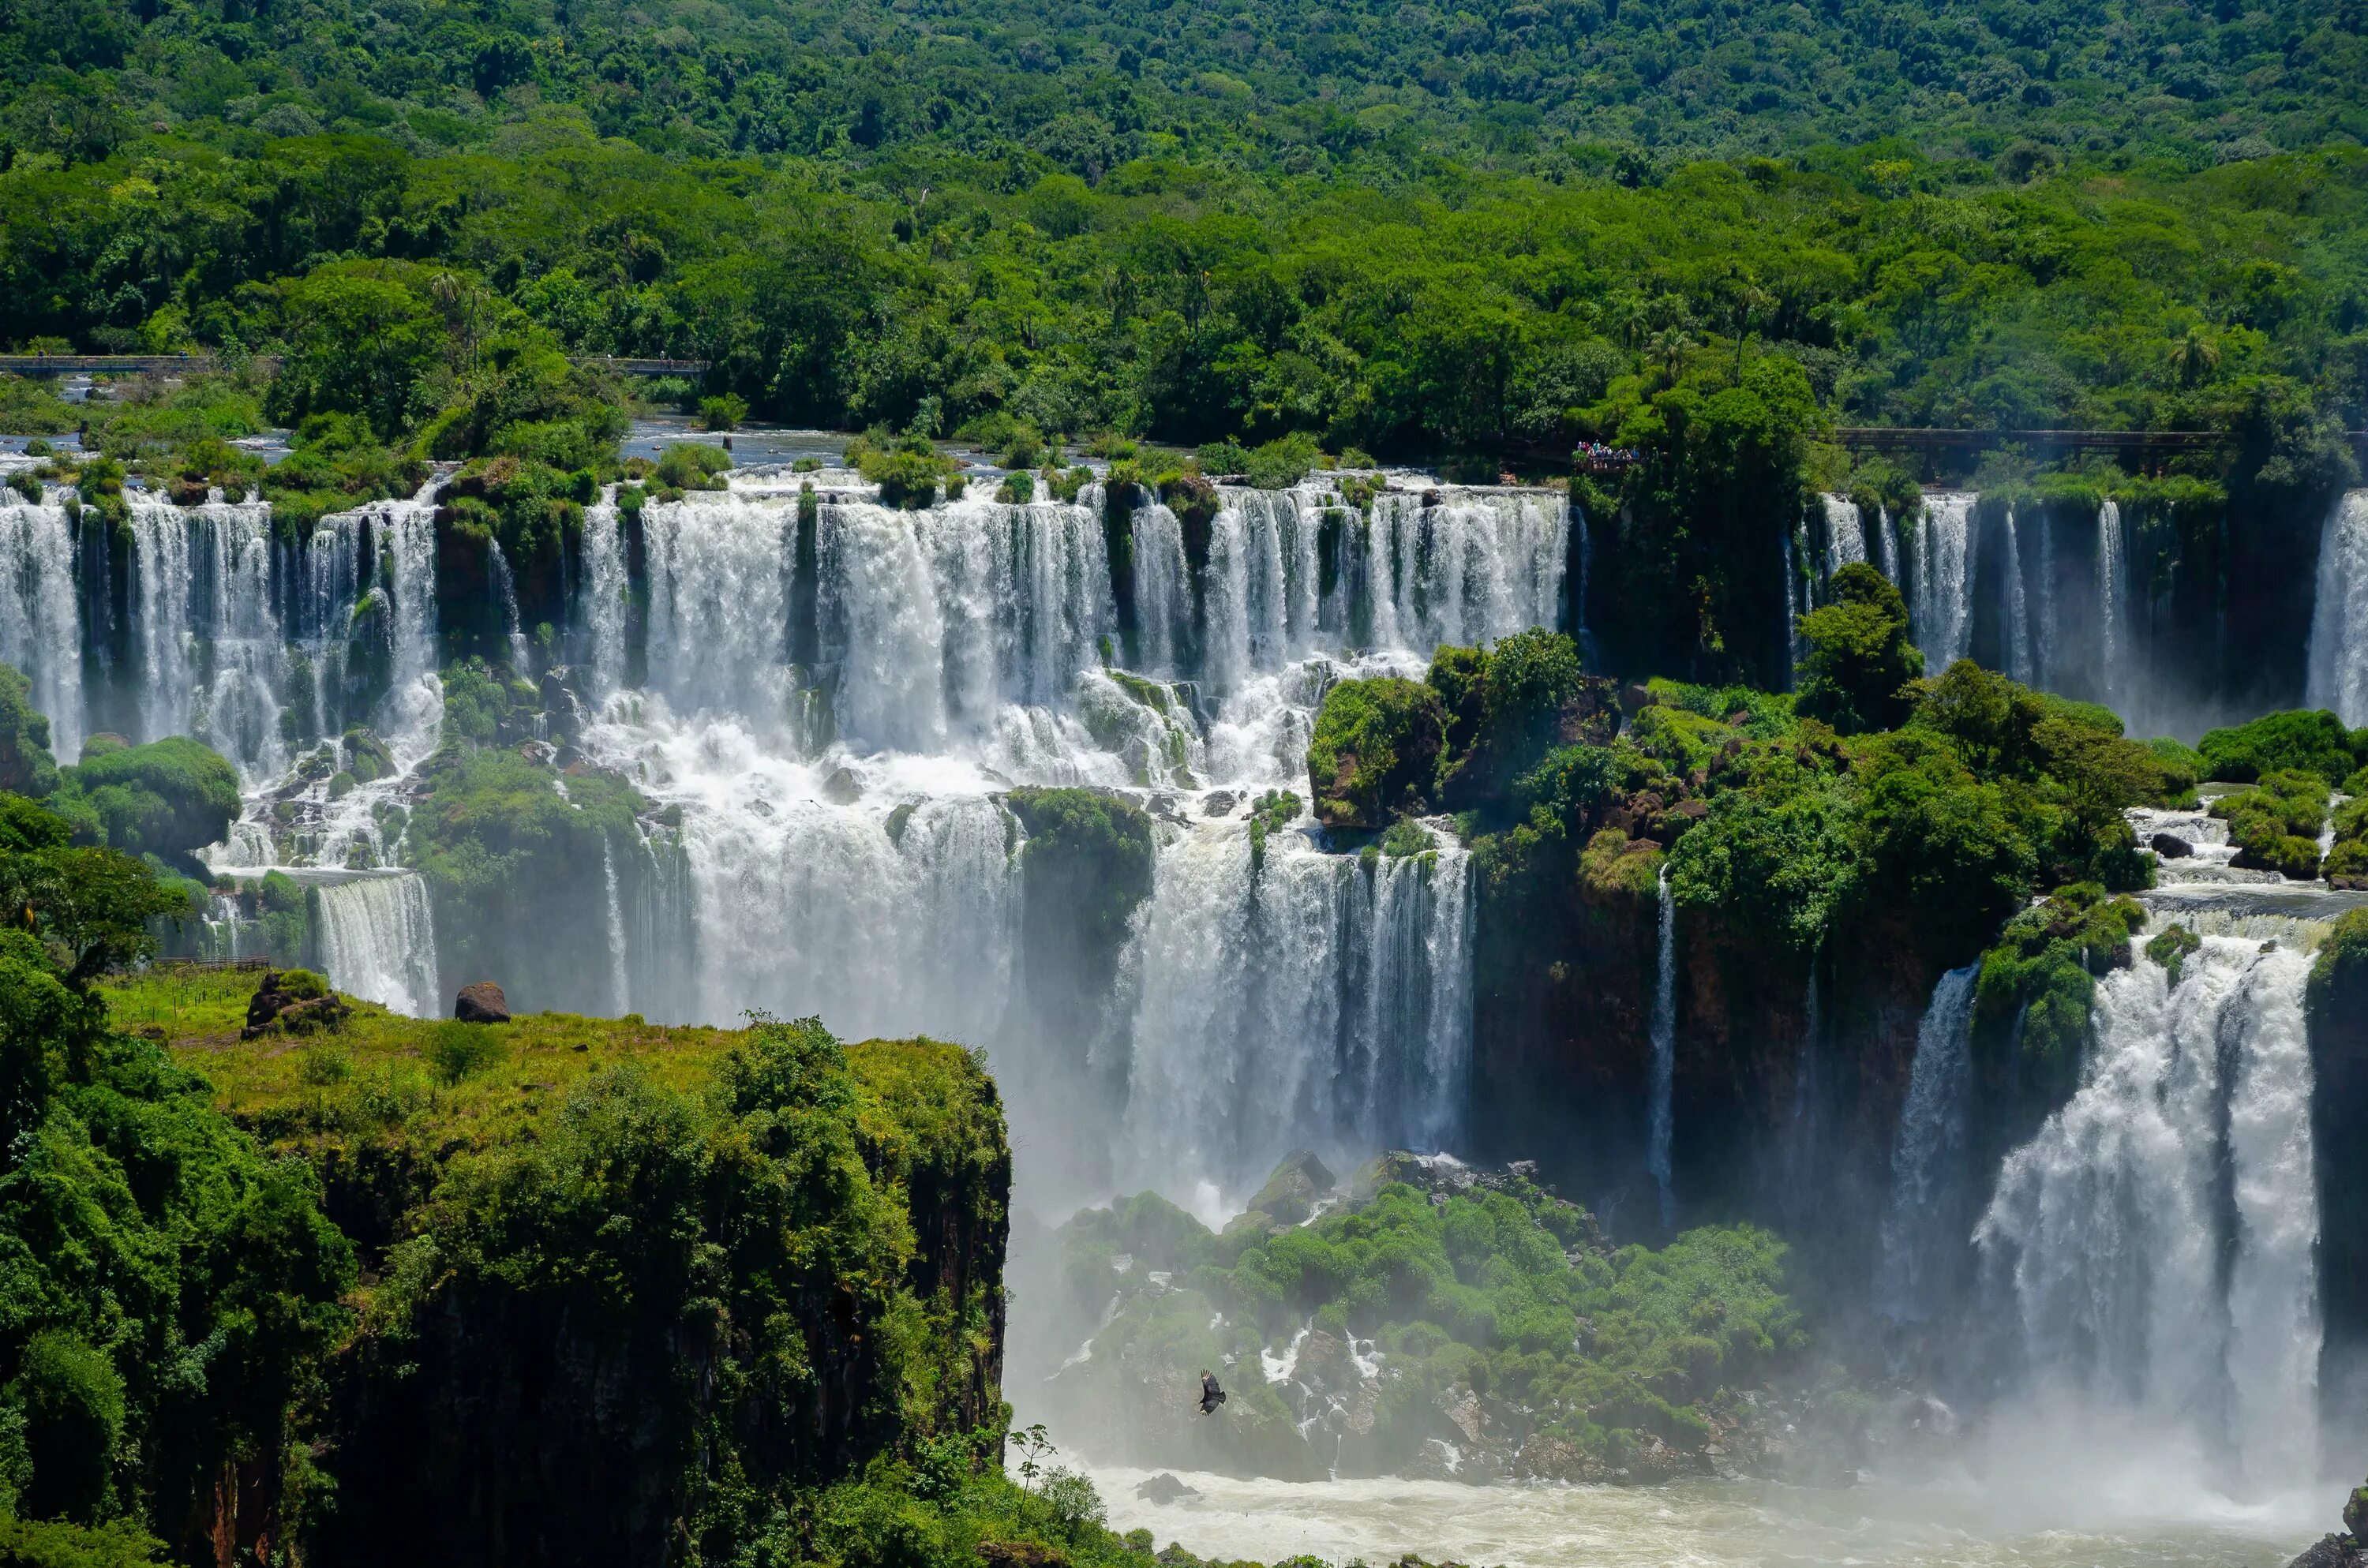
[454,981,511,1023]
[1243,1147,1335,1226]
[243,968,352,1038]
[2284,1476,2368,1568]
[2151,833,2194,858]
[1202,790,1237,818]
[1133,1473,1201,1505]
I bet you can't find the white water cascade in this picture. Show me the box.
[1910,492,1977,671]
[1873,503,1899,582]
[1999,504,2036,685]
[127,496,289,781]
[488,536,533,672]
[0,490,83,759]
[1976,931,2319,1488]
[2304,489,2368,724]
[573,470,1553,1206]
[1819,493,1866,575]
[1647,864,1677,1229]
[1875,964,1980,1323]
[313,873,441,1017]
[2096,500,2126,708]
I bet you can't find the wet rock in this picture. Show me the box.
[1243,1148,1335,1225]
[2284,1476,2368,1568]
[455,981,511,1024]
[823,765,863,803]
[1133,1473,1201,1505]
[1202,790,1238,818]
[2151,833,2194,859]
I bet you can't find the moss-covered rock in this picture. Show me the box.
[1307,677,1445,829]
[2213,768,2330,877]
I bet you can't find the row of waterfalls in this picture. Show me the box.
[1,451,2359,1487]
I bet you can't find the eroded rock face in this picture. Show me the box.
[454,981,511,1023]
[1133,1473,1201,1504]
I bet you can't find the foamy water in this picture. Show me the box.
[1073,1461,2332,1568]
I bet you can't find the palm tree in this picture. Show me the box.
[2166,324,2221,388]
[1650,326,1695,384]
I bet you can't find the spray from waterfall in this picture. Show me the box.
[1875,964,1980,1323]
[602,838,631,1016]
[1647,864,1676,1230]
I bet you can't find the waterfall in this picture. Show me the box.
[1874,504,1900,583]
[2033,508,2058,685]
[582,498,628,697]
[1820,494,1866,576]
[1575,503,1598,668]
[1910,492,1977,671]
[1975,934,2318,1488]
[126,497,287,780]
[2097,500,2126,707]
[601,837,631,1016]
[1875,964,1980,1323]
[1782,529,1804,676]
[313,873,441,1017]
[0,492,84,758]
[488,537,532,672]
[2001,504,2035,685]
[2305,490,2368,724]
[1647,864,1676,1229]
[1115,822,1474,1199]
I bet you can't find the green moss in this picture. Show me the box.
[1977,882,2146,1077]
[2212,769,2330,878]
[1306,676,1445,829]
[2145,923,2201,986]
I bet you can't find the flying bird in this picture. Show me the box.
[1197,1370,1226,1415]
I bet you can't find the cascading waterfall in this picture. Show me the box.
[313,873,441,1017]
[2033,508,2057,684]
[488,536,533,672]
[1976,932,2319,1488]
[2304,489,2368,725]
[1910,492,1977,671]
[1874,503,1900,582]
[1115,824,1473,1199]
[1875,964,1980,1323]
[1647,864,1676,1229]
[581,496,628,697]
[1782,528,1804,675]
[1999,504,2035,686]
[602,838,631,1016]
[127,496,288,780]
[0,490,83,759]
[2096,500,2126,707]
[1820,493,1866,575]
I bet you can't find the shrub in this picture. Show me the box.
[1793,563,1922,734]
[996,470,1035,504]
[693,393,748,432]
[2198,709,2366,786]
[425,1020,507,1084]
[652,443,731,491]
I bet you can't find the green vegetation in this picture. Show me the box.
[1045,1165,1799,1480]
[2197,709,2368,786]
[1792,563,1923,735]
[1003,788,1156,1046]
[1306,678,1444,829]
[1974,882,2147,1088]
[2212,766,2332,877]
[49,738,242,880]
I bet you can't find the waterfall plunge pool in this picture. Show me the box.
[1072,1460,2336,1568]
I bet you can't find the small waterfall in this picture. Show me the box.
[1782,529,1804,675]
[2097,500,2126,707]
[313,873,441,1017]
[581,497,628,697]
[1820,494,1866,576]
[1976,933,2318,1488]
[601,837,630,1016]
[1875,964,1980,1322]
[2000,504,2035,685]
[1575,504,1598,668]
[127,497,287,780]
[2033,508,2058,685]
[488,537,532,672]
[0,493,84,758]
[1647,864,1676,1229]
[1115,821,1474,1199]
[1130,502,1191,673]
[2304,489,2368,724]
[1910,492,1977,671]
[1874,504,1900,582]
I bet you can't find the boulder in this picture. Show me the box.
[1133,1473,1201,1505]
[455,981,511,1024]
[1244,1148,1336,1226]
[2151,833,2194,859]
[2283,1475,2366,1568]
[242,968,350,1039]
